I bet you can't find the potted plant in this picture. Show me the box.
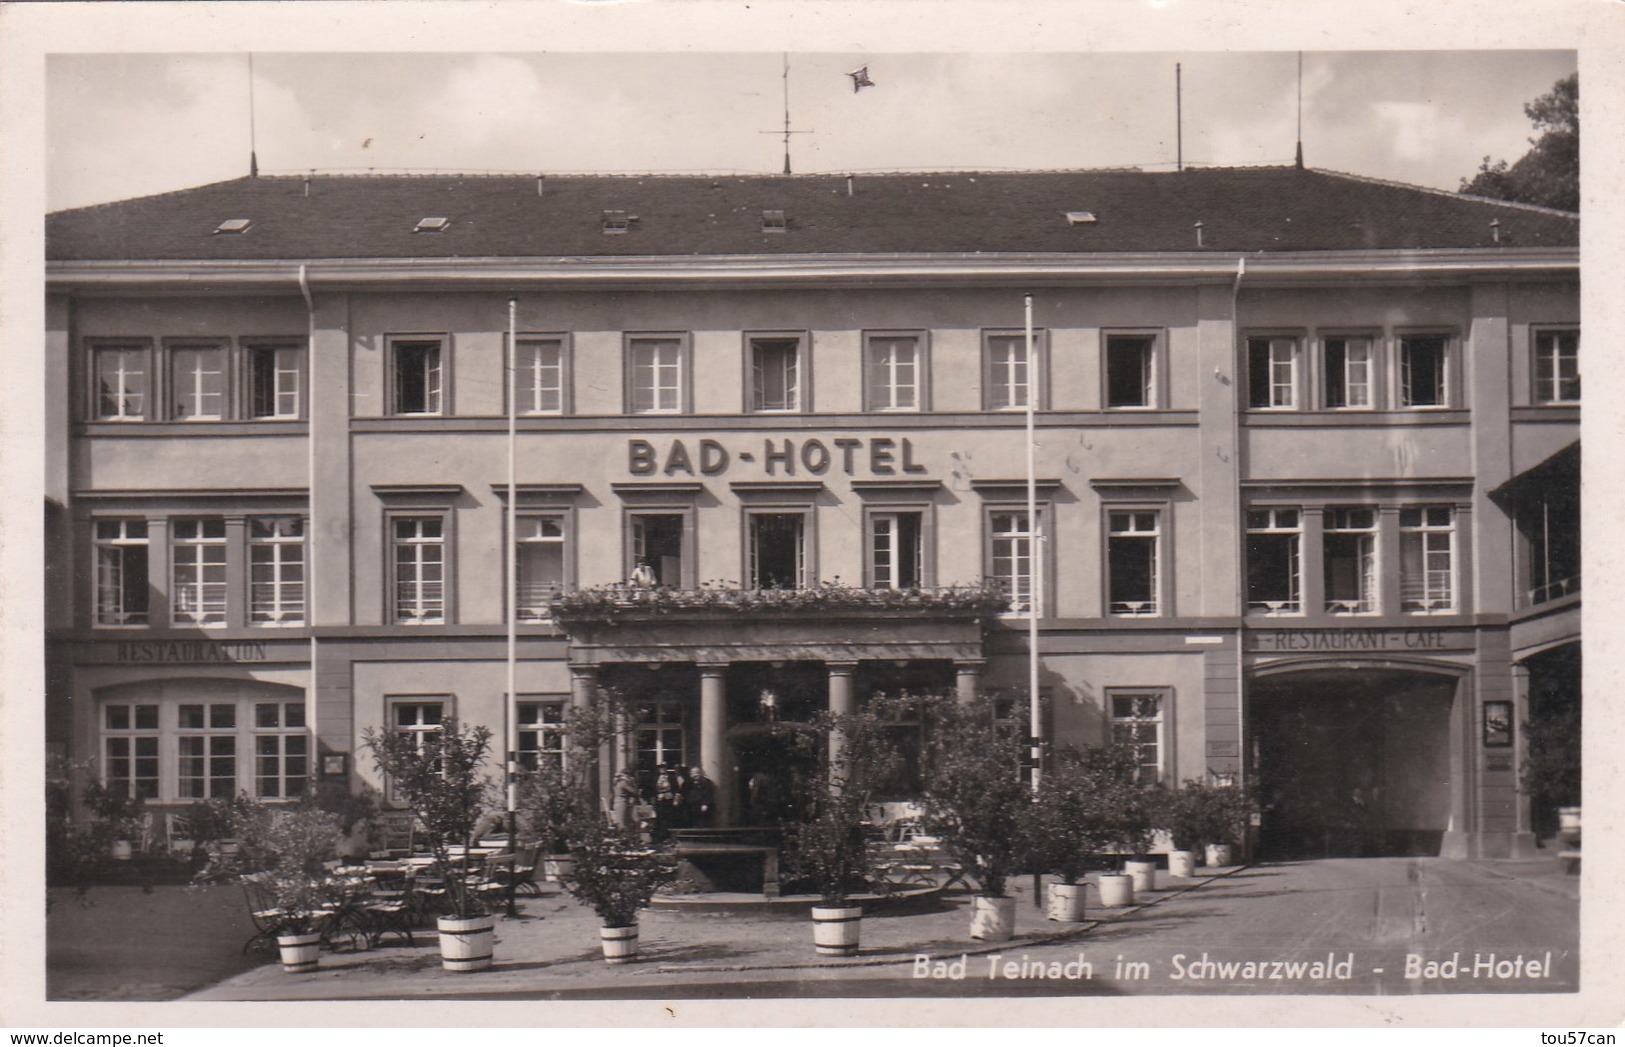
[557,815,678,964]
[1117,783,1160,895]
[786,705,900,955]
[1029,745,1131,922]
[363,719,499,972]
[1161,781,1209,879]
[196,799,344,973]
[81,777,147,861]
[307,780,382,861]
[517,693,631,881]
[1189,778,1257,867]
[920,693,1032,941]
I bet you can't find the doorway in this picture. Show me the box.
[1250,668,1457,860]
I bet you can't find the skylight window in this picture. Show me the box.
[761,209,787,233]
[1065,211,1098,226]
[413,217,451,233]
[213,218,252,235]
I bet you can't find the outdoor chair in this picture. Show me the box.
[360,885,417,948]
[241,874,294,954]
[508,842,545,896]
[164,812,196,857]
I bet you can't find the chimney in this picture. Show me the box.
[537,175,545,197]
[846,174,854,197]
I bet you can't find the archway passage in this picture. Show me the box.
[1521,642,1580,841]
[1250,668,1457,860]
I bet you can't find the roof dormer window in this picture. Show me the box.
[213,218,252,235]
[413,217,450,234]
[602,210,632,234]
[761,209,787,233]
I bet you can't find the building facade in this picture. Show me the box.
[45,167,1580,860]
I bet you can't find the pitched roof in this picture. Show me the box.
[45,167,1578,262]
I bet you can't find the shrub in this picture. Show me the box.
[558,819,678,929]
[785,704,901,905]
[1522,704,1581,811]
[920,693,1032,899]
[1029,745,1137,884]
[196,800,344,935]
[362,719,495,919]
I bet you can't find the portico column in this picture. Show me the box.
[1510,662,1539,856]
[698,663,733,827]
[568,664,607,814]
[826,661,859,788]
[955,659,985,706]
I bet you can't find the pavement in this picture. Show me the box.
[181,853,1581,1001]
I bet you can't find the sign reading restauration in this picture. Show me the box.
[115,640,269,664]
[629,437,928,478]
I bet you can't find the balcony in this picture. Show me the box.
[550,580,1010,625]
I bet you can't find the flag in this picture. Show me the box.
[848,66,875,93]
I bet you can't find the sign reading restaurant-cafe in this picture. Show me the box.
[1250,628,1458,653]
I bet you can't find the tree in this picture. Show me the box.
[362,718,495,918]
[1460,74,1578,212]
[918,693,1032,899]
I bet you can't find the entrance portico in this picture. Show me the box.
[555,594,994,826]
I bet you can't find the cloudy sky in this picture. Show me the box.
[47,49,1577,213]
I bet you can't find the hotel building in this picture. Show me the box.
[44,167,1580,859]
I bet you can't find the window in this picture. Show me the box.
[1105,333,1157,409]
[389,700,447,787]
[1246,508,1302,614]
[99,691,310,803]
[1523,490,1580,606]
[515,514,566,621]
[1400,506,1456,612]
[171,519,227,626]
[984,332,1042,411]
[869,511,924,589]
[1107,510,1161,616]
[1399,335,1449,408]
[177,703,237,799]
[1534,329,1580,404]
[247,343,304,419]
[103,703,160,800]
[91,344,148,421]
[249,517,305,625]
[1323,336,1373,409]
[631,513,686,587]
[94,519,149,626]
[1110,691,1165,785]
[392,339,444,415]
[748,512,808,589]
[988,509,1038,615]
[516,337,566,415]
[749,335,803,412]
[393,517,446,623]
[865,333,926,411]
[1323,507,1378,614]
[168,344,228,420]
[517,700,567,771]
[1247,336,1299,409]
[628,336,686,414]
[633,699,685,787]
[254,701,308,799]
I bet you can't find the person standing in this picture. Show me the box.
[684,766,716,828]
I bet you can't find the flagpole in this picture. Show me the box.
[1025,293,1041,796]
[505,297,519,917]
